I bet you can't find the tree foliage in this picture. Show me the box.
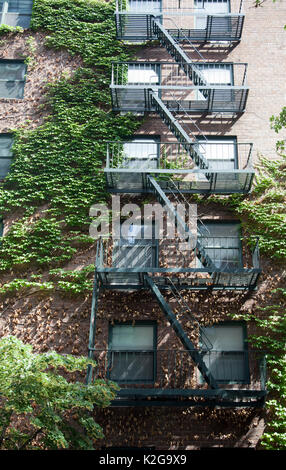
[0,336,119,449]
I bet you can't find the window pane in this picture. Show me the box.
[128,0,161,13]
[112,325,154,350]
[0,61,26,99]
[194,0,230,29]
[109,351,154,381]
[203,351,246,382]
[123,138,159,170]
[202,325,244,351]
[113,222,156,268]
[2,0,33,12]
[201,324,247,382]
[0,134,13,178]
[198,222,241,269]
[128,64,159,84]
[109,324,155,382]
[198,65,232,85]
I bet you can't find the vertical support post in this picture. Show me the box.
[86,268,100,384]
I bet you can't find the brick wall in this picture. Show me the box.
[133,0,286,162]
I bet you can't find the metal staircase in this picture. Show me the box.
[152,19,209,99]
[145,275,218,389]
[147,174,216,271]
[150,93,210,171]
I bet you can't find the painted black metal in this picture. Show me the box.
[145,275,219,389]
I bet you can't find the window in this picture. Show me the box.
[197,63,233,86]
[0,134,13,179]
[196,136,237,172]
[194,0,230,30]
[198,220,242,270]
[0,60,26,99]
[112,220,158,268]
[0,0,33,28]
[108,323,156,382]
[200,322,249,383]
[127,63,160,86]
[195,63,233,101]
[127,0,161,13]
[122,136,160,170]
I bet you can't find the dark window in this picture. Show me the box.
[198,220,242,270]
[0,60,26,99]
[108,323,157,383]
[200,322,249,383]
[0,0,33,28]
[0,134,13,179]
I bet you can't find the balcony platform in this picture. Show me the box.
[105,141,254,194]
[111,61,249,115]
[95,237,261,291]
[115,0,245,43]
[89,349,267,408]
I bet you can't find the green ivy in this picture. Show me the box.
[0,0,141,277]
[235,288,286,450]
[195,153,286,260]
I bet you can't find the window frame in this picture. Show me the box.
[198,219,244,269]
[200,321,250,385]
[0,133,13,180]
[0,59,27,99]
[196,135,238,170]
[107,321,157,384]
[122,134,161,170]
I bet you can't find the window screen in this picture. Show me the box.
[198,221,242,269]
[0,60,26,99]
[200,323,248,383]
[108,324,156,382]
[0,0,33,28]
[0,134,13,179]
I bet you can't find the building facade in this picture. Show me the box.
[0,0,285,450]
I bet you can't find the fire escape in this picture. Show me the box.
[87,1,267,408]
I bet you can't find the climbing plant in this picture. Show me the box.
[0,0,141,282]
[237,288,286,450]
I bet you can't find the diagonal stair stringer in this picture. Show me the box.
[145,275,219,389]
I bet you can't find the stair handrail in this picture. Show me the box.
[168,89,209,147]
[161,16,206,63]
[152,19,208,85]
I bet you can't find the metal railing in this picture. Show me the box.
[106,141,253,171]
[89,348,266,391]
[111,61,248,87]
[115,0,245,42]
[116,0,244,14]
[95,236,259,272]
